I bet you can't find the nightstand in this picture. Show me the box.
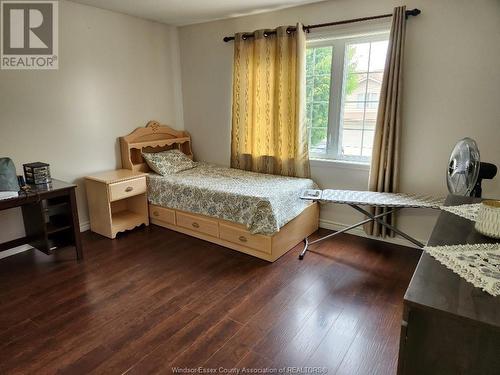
[85,169,149,239]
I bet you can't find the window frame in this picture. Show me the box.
[306,30,390,164]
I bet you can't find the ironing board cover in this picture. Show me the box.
[302,189,444,209]
[301,189,500,296]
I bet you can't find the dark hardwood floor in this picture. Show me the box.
[0,225,420,375]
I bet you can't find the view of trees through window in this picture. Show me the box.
[306,36,389,162]
[306,46,333,152]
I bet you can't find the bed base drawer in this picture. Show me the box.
[148,203,319,262]
[149,205,175,225]
[219,223,271,254]
[176,211,219,238]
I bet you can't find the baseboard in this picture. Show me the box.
[0,221,91,260]
[0,244,33,260]
[80,220,90,232]
[319,218,423,249]
[1,218,420,259]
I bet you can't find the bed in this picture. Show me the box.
[120,121,319,261]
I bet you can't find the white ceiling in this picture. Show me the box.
[69,0,326,26]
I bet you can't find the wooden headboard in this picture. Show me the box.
[120,120,193,172]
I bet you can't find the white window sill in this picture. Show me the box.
[310,158,371,171]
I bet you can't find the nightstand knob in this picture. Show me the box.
[153,211,159,217]
[239,236,248,243]
[192,222,200,228]
[125,186,134,192]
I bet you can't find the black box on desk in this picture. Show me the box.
[23,162,51,185]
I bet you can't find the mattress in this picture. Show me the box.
[147,162,316,235]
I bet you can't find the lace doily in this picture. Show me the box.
[424,243,500,296]
[440,203,481,222]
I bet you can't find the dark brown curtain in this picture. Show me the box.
[365,6,407,236]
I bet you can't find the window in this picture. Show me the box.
[306,32,389,163]
[356,93,379,109]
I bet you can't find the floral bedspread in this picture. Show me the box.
[147,162,316,235]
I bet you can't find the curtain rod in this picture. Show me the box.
[223,8,421,42]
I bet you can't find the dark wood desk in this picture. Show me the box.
[398,195,500,375]
[0,179,83,260]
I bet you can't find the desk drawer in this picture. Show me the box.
[109,177,146,202]
[219,223,271,253]
[149,205,175,225]
[176,212,218,238]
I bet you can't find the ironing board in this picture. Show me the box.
[299,189,444,259]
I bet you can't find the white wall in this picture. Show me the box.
[179,0,500,244]
[0,0,184,244]
[1,0,499,250]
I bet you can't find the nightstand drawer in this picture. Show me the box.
[109,177,146,202]
[176,212,219,238]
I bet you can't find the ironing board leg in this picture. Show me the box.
[349,205,425,248]
[298,208,397,260]
[299,237,309,260]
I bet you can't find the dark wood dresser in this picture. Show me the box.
[398,195,500,374]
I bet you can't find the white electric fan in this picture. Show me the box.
[447,138,497,197]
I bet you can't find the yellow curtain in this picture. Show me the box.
[365,6,407,237]
[230,24,310,178]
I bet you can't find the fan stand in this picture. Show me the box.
[471,162,497,198]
